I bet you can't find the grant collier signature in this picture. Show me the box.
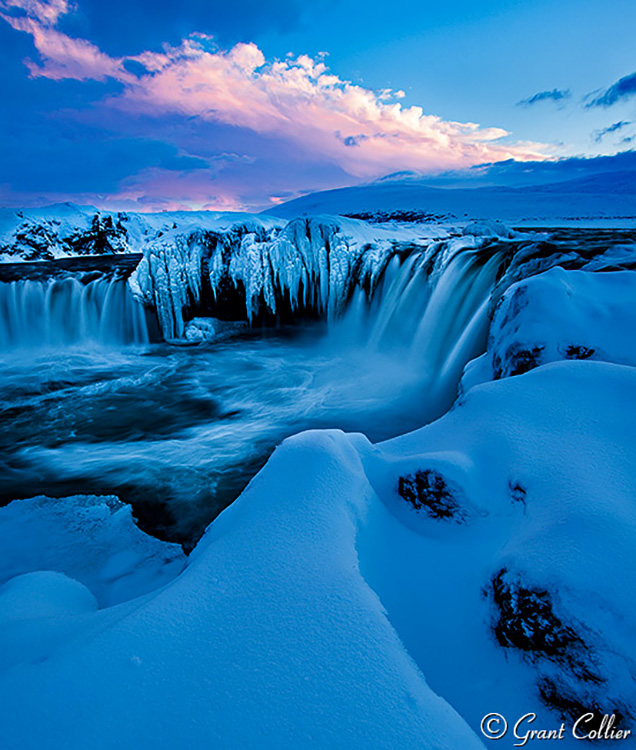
[481,712,632,745]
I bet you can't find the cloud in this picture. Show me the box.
[517,88,571,107]
[3,0,69,25]
[1,0,546,184]
[2,0,124,80]
[593,120,633,144]
[586,72,636,108]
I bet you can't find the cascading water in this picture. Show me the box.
[0,275,151,349]
[0,230,513,544]
[332,243,506,417]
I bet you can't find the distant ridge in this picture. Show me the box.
[265,170,636,225]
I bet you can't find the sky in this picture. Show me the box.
[0,0,635,211]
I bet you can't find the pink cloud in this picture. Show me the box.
[109,167,247,212]
[1,0,124,80]
[1,0,549,193]
[4,0,71,25]
[0,167,247,212]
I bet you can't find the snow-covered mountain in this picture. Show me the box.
[266,173,636,225]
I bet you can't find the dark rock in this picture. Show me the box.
[509,481,527,505]
[561,344,596,360]
[491,570,589,664]
[494,344,545,378]
[538,678,626,730]
[397,469,467,522]
[343,210,451,223]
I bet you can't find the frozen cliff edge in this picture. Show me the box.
[127,215,636,343]
[127,215,453,339]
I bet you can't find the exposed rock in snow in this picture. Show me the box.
[0,205,130,261]
[0,204,286,263]
[397,468,469,522]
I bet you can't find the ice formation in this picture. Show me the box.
[128,216,442,339]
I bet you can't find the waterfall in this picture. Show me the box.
[0,276,151,350]
[331,243,506,419]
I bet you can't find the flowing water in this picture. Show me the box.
[0,242,511,545]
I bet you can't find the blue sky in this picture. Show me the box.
[0,0,635,210]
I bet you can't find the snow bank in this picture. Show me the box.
[364,360,636,745]
[0,571,97,622]
[462,267,636,389]
[0,495,186,607]
[0,432,486,750]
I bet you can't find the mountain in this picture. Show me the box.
[265,178,636,225]
[266,155,636,225]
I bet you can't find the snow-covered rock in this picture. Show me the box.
[462,267,636,389]
[184,317,217,342]
[0,495,186,607]
[462,219,518,238]
[0,204,285,263]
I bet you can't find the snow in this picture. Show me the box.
[1,262,635,747]
[0,571,97,622]
[462,219,519,238]
[462,267,636,389]
[265,180,636,227]
[0,495,186,607]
